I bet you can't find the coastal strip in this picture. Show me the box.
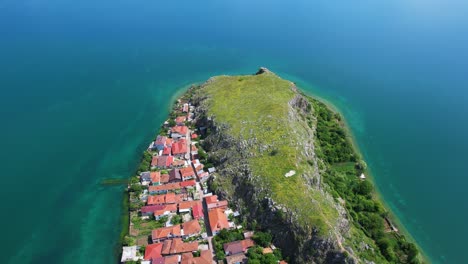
[118,84,287,263]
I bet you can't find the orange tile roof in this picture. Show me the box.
[148,194,166,205]
[152,225,181,241]
[182,219,201,236]
[180,167,195,179]
[160,174,170,183]
[172,140,188,155]
[162,238,198,255]
[171,126,188,135]
[149,182,182,193]
[150,171,161,183]
[176,116,187,123]
[178,200,195,210]
[165,254,181,264]
[204,195,218,204]
[180,179,196,188]
[181,250,212,264]
[241,238,255,250]
[151,156,159,167]
[153,204,178,216]
[144,243,163,260]
[208,208,230,233]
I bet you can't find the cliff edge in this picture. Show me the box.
[190,68,421,264]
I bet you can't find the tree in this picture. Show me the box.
[252,232,272,247]
[171,215,182,225]
[355,180,373,196]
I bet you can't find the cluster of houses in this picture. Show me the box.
[121,98,286,264]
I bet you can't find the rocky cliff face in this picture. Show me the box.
[192,70,357,264]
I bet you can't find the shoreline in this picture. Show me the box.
[298,86,429,263]
[116,70,427,263]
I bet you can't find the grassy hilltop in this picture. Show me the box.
[192,69,421,263]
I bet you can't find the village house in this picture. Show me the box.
[162,238,198,255]
[182,103,189,113]
[176,116,187,126]
[180,179,196,188]
[180,250,212,264]
[180,166,196,181]
[171,126,188,139]
[223,239,255,256]
[172,139,188,158]
[197,171,210,182]
[205,195,228,210]
[151,171,161,185]
[154,135,168,151]
[172,159,186,168]
[160,173,170,184]
[144,243,163,261]
[190,144,198,156]
[141,205,166,216]
[192,203,204,220]
[182,219,201,238]
[208,208,230,235]
[148,193,186,205]
[164,254,181,264]
[155,155,174,169]
[178,200,197,214]
[149,182,182,195]
[162,146,172,156]
[121,246,140,262]
[169,168,182,182]
[225,253,247,264]
[152,225,182,243]
[140,171,151,185]
[154,204,178,220]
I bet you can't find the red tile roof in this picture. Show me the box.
[152,225,181,241]
[176,116,187,124]
[162,146,172,155]
[181,250,212,264]
[166,138,173,146]
[155,136,167,146]
[172,139,188,155]
[154,204,178,216]
[160,174,170,183]
[141,205,165,214]
[180,167,195,179]
[171,126,188,135]
[151,156,159,167]
[192,202,204,219]
[144,243,163,260]
[149,182,182,193]
[148,193,184,205]
[208,208,230,233]
[165,255,180,264]
[157,156,174,168]
[182,219,201,236]
[191,133,198,139]
[151,171,161,183]
[161,238,198,255]
[205,195,228,210]
[241,238,255,251]
[180,179,196,188]
[223,241,243,255]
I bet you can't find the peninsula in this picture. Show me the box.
[119,68,421,264]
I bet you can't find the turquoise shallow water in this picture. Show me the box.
[1,0,468,263]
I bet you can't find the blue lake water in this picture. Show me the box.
[1,0,468,263]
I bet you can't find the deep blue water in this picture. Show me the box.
[1,0,468,263]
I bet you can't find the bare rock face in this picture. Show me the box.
[255,67,272,75]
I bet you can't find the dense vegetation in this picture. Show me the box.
[310,98,420,263]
